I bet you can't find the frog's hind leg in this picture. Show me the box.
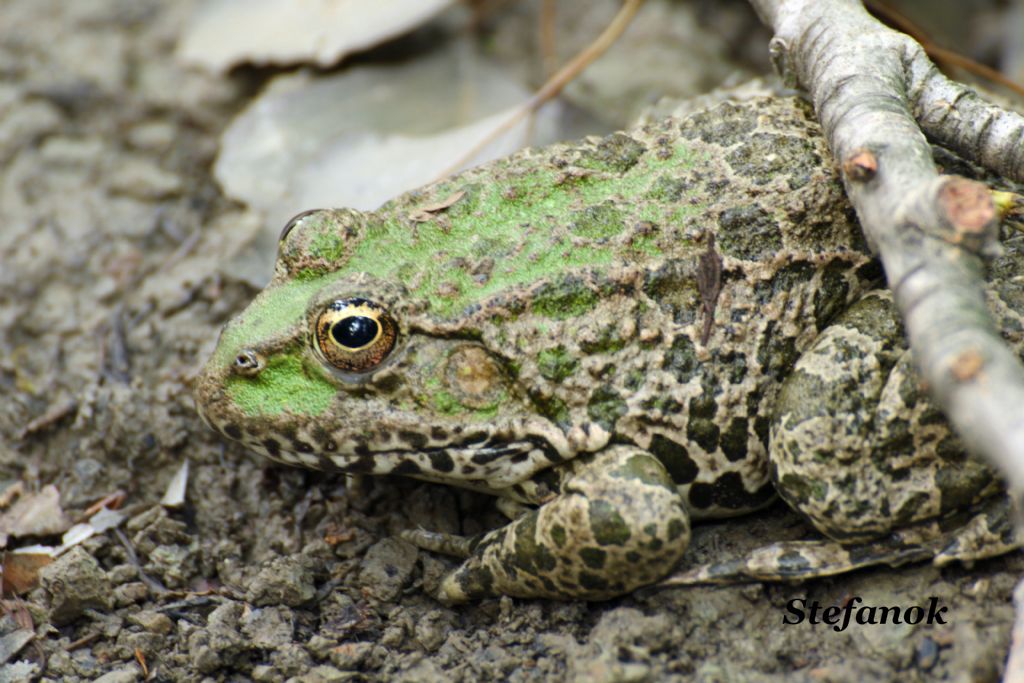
[658,494,1020,587]
[770,289,1020,574]
[660,290,1019,588]
[770,289,1005,543]
[402,445,689,602]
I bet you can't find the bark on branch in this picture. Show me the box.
[747,0,1024,506]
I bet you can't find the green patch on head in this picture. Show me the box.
[304,138,700,320]
[569,202,625,239]
[226,354,335,418]
[213,277,328,367]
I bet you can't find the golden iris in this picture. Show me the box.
[315,298,397,372]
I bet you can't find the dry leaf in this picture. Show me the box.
[178,0,455,73]
[2,550,54,594]
[409,190,466,222]
[161,461,189,509]
[0,485,71,547]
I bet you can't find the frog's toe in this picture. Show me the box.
[400,528,475,559]
[934,494,1023,566]
[656,537,936,587]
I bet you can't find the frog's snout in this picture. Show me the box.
[193,358,234,438]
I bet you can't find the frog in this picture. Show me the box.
[194,96,1023,602]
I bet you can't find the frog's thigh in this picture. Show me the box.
[770,290,998,541]
[436,445,689,602]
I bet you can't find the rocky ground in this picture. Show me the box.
[1,1,1022,681]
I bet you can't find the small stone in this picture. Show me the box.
[38,136,105,166]
[357,538,418,602]
[916,636,940,670]
[127,121,176,152]
[413,610,451,652]
[306,634,338,659]
[92,670,140,683]
[106,564,139,584]
[329,642,373,671]
[127,609,174,635]
[245,556,316,607]
[271,643,312,677]
[107,156,183,199]
[124,631,164,657]
[304,665,354,682]
[379,624,405,648]
[190,642,220,674]
[40,547,112,625]
[241,605,295,649]
[113,581,149,606]
[251,664,277,682]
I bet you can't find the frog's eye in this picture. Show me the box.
[314,298,397,373]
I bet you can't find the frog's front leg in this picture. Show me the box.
[406,445,689,601]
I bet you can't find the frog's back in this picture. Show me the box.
[275,98,871,321]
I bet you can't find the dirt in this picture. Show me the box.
[0,1,1021,681]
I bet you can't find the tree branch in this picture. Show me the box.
[747,1,1024,503]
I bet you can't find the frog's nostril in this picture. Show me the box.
[233,349,264,376]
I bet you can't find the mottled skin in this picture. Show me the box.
[195,97,1021,601]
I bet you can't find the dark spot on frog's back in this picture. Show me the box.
[720,418,749,462]
[532,277,599,320]
[679,102,757,146]
[813,259,854,330]
[262,438,281,458]
[717,204,781,260]
[664,335,698,384]
[586,385,627,432]
[754,261,814,305]
[756,321,799,382]
[223,423,242,440]
[645,173,696,202]
[648,434,699,484]
[725,133,820,189]
[688,472,773,511]
[576,132,646,173]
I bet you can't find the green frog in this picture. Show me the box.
[194,97,1022,601]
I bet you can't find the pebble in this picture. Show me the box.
[40,546,112,625]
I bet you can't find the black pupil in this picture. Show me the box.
[332,316,378,348]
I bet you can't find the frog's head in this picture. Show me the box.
[194,209,574,486]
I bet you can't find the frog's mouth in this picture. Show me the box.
[196,373,583,489]
[246,420,578,490]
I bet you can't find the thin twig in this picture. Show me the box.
[436,0,646,180]
[539,0,559,78]
[865,0,1024,99]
